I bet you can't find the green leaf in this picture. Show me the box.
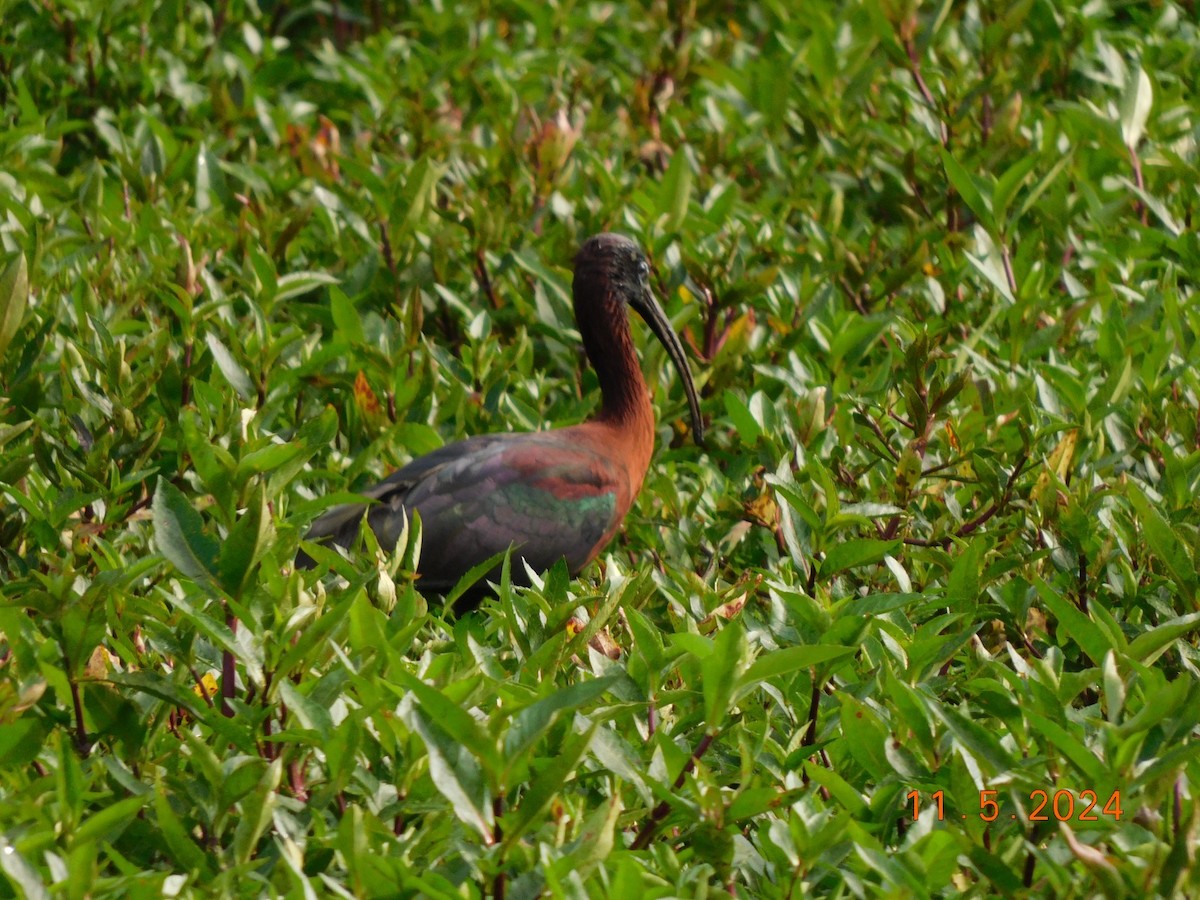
[235,443,306,481]
[964,226,1015,303]
[0,420,32,451]
[278,681,334,740]
[670,631,714,661]
[233,758,282,865]
[1033,578,1112,666]
[837,694,891,780]
[268,407,339,495]
[153,779,211,875]
[1014,153,1071,223]
[181,412,237,512]
[140,130,164,180]
[274,592,357,683]
[1120,177,1182,235]
[442,546,509,609]
[502,723,597,847]
[828,314,891,370]
[991,153,1039,229]
[940,149,993,231]
[195,143,228,212]
[1126,613,1200,666]
[907,622,979,680]
[803,764,868,815]
[398,702,492,841]
[329,285,365,344]
[61,599,107,676]
[576,570,648,651]
[722,390,764,443]
[659,148,693,232]
[1127,483,1197,599]
[966,846,1026,894]
[625,605,666,674]
[73,793,149,844]
[503,676,614,765]
[106,671,209,721]
[741,645,855,686]
[769,477,823,536]
[0,252,29,365]
[395,156,442,239]
[275,271,339,302]
[944,538,985,606]
[702,621,749,728]
[554,792,623,878]
[0,836,48,900]
[929,700,1013,773]
[388,668,498,776]
[0,718,49,767]
[217,482,273,597]
[152,477,219,586]
[1025,712,1108,788]
[820,539,901,578]
[1101,650,1125,725]
[1120,66,1152,147]
[217,758,269,810]
[204,332,255,400]
[509,248,572,311]
[589,726,651,803]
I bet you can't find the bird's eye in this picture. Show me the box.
[637,259,650,279]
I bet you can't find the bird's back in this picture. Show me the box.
[298,427,636,594]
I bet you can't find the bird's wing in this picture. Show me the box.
[300,432,630,591]
[299,434,509,555]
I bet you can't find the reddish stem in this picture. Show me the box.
[1128,145,1149,226]
[221,607,237,718]
[630,730,716,850]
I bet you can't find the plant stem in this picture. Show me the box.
[222,605,237,718]
[68,674,89,756]
[630,730,716,850]
[1128,145,1148,226]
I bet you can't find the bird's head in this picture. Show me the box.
[573,233,705,445]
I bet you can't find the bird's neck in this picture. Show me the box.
[597,353,651,426]
[582,307,656,481]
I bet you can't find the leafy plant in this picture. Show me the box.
[1,0,1198,896]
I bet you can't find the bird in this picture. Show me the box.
[297,232,704,595]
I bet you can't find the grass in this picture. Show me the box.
[1,0,1199,896]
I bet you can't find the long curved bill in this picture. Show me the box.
[630,288,705,445]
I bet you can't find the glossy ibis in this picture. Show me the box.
[298,233,703,593]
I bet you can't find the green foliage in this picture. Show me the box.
[2,0,1199,895]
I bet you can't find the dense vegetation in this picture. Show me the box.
[1,0,1198,895]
